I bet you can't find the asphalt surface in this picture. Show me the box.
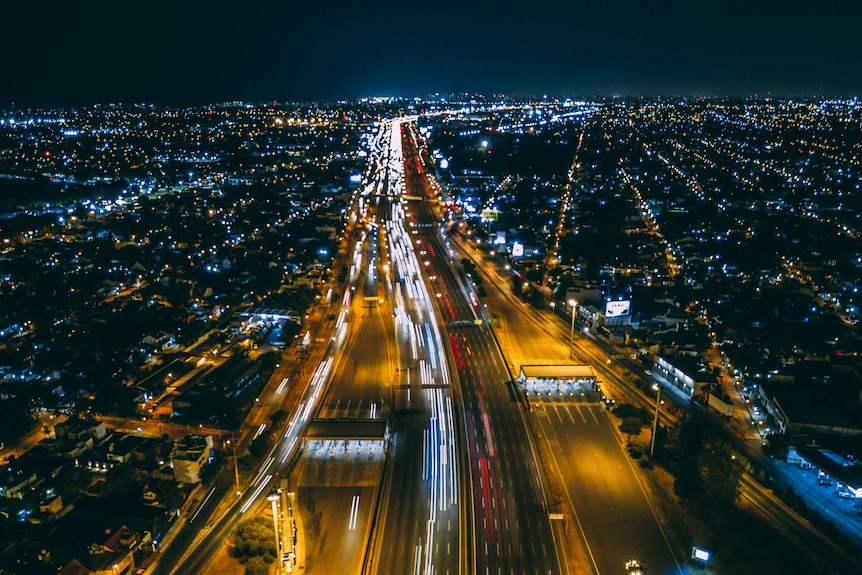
[295,440,385,575]
[401,121,562,574]
[372,120,461,575]
[534,399,683,575]
[453,230,687,574]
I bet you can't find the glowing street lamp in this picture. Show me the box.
[268,490,282,573]
[226,438,241,500]
[650,383,662,456]
[568,299,577,358]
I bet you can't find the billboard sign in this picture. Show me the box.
[512,241,524,257]
[605,300,631,317]
[481,209,499,222]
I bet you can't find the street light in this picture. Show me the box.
[568,299,577,358]
[268,490,282,573]
[650,383,662,456]
[226,438,241,500]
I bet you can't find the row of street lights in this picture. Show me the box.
[557,297,664,456]
[554,295,664,456]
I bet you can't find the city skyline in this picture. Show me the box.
[2,0,861,107]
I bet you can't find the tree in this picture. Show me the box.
[699,436,742,507]
[58,466,92,500]
[243,556,272,575]
[619,417,644,436]
[233,516,276,563]
[660,417,741,506]
[248,433,274,459]
[611,403,650,421]
[104,464,141,498]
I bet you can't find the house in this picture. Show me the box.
[169,435,212,484]
[104,434,149,465]
[141,330,174,351]
[757,381,862,437]
[57,525,140,575]
[53,419,107,458]
[653,354,716,398]
[54,419,107,443]
[39,493,63,515]
[57,559,90,575]
[29,493,65,524]
[0,448,64,499]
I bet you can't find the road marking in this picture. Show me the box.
[577,405,588,423]
[565,405,575,424]
[348,495,360,530]
[276,377,289,394]
[552,406,563,424]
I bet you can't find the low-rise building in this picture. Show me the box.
[169,435,212,484]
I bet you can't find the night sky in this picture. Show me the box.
[2,0,860,107]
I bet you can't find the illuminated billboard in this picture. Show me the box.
[605,300,631,317]
[481,209,499,222]
[512,241,524,257]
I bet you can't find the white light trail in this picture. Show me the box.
[348,495,360,530]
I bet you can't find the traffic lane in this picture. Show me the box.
[458,331,560,574]
[427,263,473,321]
[377,395,459,575]
[373,394,432,574]
[444,256,559,570]
[462,376,541,573]
[321,303,391,418]
[740,473,862,574]
[296,444,384,575]
[537,402,684,575]
[481,393,557,572]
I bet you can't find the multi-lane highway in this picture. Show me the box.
[534,398,683,575]
[399,122,562,575]
[371,119,461,575]
[445,215,688,575]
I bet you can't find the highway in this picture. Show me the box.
[535,399,683,575]
[293,182,394,574]
[452,230,684,575]
[371,118,461,575]
[400,122,562,575]
[454,223,862,574]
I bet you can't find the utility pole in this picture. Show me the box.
[226,437,241,500]
[651,384,662,456]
